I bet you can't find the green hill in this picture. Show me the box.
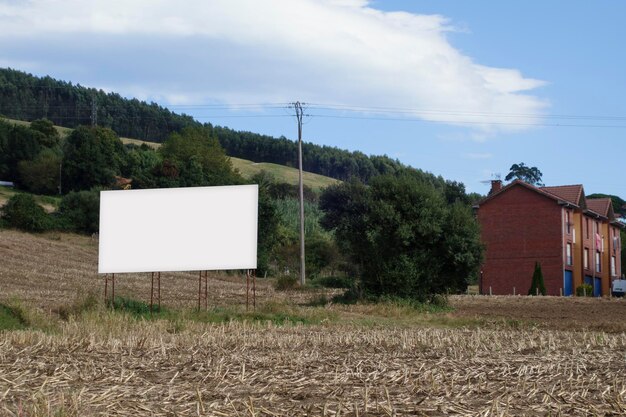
[2,118,339,191]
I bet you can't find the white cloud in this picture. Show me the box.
[0,0,548,132]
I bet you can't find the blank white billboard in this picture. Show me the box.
[98,185,258,273]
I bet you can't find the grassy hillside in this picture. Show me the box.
[0,185,60,212]
[3,118,340,191]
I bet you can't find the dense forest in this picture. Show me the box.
[0,68,199,142]
[1,68,454,185]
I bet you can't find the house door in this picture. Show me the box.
[564,270,573,296]
[594,277,602,297]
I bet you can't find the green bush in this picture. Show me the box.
[274,275,299,291]
[57,292,100,320]
[0,303,29,330]
[57,189,100,233]
[1,193,52,232]
[576,284,593,297]
[17,149,61,194]
[313,275,353,289]
[528,262,547,296]
[111,296,164,316]
[319,175,483,302]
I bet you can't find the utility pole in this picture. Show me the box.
[293,101,306,286]
[58,159,62,195]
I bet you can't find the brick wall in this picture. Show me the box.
[478,184,564,295]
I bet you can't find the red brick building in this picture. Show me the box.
[475,180,623,296]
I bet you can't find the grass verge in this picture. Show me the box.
[0,303,28,330]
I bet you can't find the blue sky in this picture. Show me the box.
[1,0,624,196]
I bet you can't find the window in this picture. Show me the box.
[585,218,589,238]
[565,211,571,234]
[566,243,572,265]
[596,251,601,273]
[584,248,589,269]
[611,256,616,276]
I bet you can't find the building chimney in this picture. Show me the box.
[489,180,502,195]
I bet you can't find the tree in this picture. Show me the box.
[505,162,544,186]
[320,174,483,300]
[57,190,100,234]
[528,262,547,295]
[61,126,126,192]
[622,229,626,278]
[18,149,61,194]
[29,119,60,148]
[256,191,281,276]
[159,126,241,186]
[2,125,44,182]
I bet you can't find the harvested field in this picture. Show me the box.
[1,318,625,416]
[1,229,626,416]
[0,230,324,311]
[450,295,626,333]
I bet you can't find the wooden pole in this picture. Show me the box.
[150,272,154,313]
[294,101,306,286]
[204,271,208,311]
[246,270,250,311]
[198,271,202,311]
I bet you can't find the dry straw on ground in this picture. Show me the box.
[1,230,626,416]
[1,319,625,416]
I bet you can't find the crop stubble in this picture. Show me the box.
[1,230,626,416]
[1,321,625,416]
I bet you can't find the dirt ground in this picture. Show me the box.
[1,229,625,333]
[0,230,323,311]
[2,229,626,416]
[449,295,626,332]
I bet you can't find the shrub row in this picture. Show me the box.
[0,190,99,234]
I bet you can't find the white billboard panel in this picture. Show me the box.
[98,185,258,273]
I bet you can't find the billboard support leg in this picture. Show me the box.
[197,271,208,312]
[204,271,208,311]
[151,272,154,314]
[246,270,250,311]
[253,270,256,311]
[198,271,202,311]
[151,272,161,314]
[104,273,116,308]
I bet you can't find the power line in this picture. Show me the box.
[5,94,626,127]
[4,87,626,121]
[305,113,626,128]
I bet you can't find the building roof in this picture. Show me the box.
[475,180,625,228]
[477,179,574,207]
[114,176,132,186]
[586,198,611,217]
[539,185,585,207]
